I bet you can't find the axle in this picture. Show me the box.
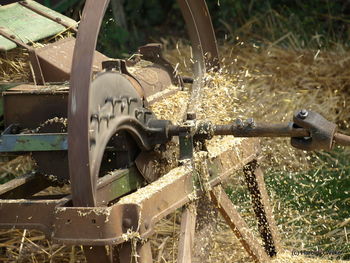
[1,110,349,153]
[168,109,350,151]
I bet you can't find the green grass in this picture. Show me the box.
[91,0,350,58]
[227,147,350,260]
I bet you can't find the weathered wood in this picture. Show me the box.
[243,160,281,257]
[0,0,77,51]
[210,185,270,263]
[178,204,197,263]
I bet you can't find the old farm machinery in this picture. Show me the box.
[1,0,350,262]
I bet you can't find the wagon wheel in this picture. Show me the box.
[68,0,218,261]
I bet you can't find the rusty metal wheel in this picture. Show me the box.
[68,0,219,262]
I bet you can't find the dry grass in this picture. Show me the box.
[0,29,74,83]
[0,38,350,262]
[0,155,34,182]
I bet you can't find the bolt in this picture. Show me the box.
[186,112,196,120]
[298,109,308,119]
[100,115,109,123]
[105,97,113,104]
[235,118,244,129]
[21,1,28,4]
[90,138,96,146]
[127,97,138,105]
[10,35,16,39]
[90,113,99,122]
[121,101,126,112]
[55,17,62,22]
[135,109,143,119]
[246,118,256,128]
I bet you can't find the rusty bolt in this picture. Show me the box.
[55,17,62,22]
[90,113,99,122]
[105,97,113,104]
[21,1,28,4]
[121,101,126,112]
[127,97,138,105]
[235,118,244,129]
[135,109,143,119]
[10,35,16,39]
[298,109,308,119]
[186,112,196,120]
[246,118,256,128]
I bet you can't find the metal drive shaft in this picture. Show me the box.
[214,122,350,147]
[168,120,350,148]
[214,122,309,137]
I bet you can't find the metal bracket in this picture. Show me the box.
[179,113,197,161]
[0,133,68,152]
[291,109,337,151]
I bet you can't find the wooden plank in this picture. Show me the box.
[210,185,270,263]
[177,204,197,263]
[243,160,281,257]
[0,0,77,51]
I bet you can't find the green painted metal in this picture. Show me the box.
[179,133,194,160]
[98,166,145,204]
[0,133,67,152]
[0,0,77,51]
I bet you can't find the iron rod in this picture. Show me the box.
[214,123,309,137]
[334,133,350,146]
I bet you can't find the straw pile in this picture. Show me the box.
[0,29,73,83]
[1,36,350,262]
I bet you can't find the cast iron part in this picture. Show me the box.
[291,109,337,151]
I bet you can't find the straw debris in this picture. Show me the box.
[0,38,350,262]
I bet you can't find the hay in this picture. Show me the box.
[156,42,350,262]
[0,29,74,83]
[0,155,34,181]
[1,38,350,262]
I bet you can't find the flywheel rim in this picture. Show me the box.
[68,0,219,261]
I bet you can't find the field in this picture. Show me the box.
[1,1,350,262]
